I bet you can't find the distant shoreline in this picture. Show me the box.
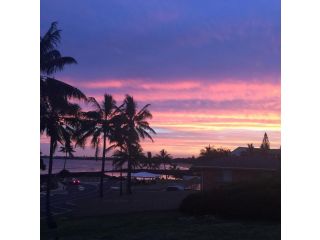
[41,156,112,161]
[41,156,196,162]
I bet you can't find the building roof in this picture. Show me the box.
[191,156,281,171]
[231,147,281,156]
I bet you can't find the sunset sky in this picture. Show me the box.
[40,0,280,157]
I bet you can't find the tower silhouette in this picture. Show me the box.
[260,132,270,150]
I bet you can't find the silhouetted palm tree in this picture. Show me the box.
[156,149,172,170]
[76,95,120,198]
[41,22,77,75]
[40,22,85,122]
[113,143,145,195]
[120,95,156,194]
[156,149,172,179]
[40,22,86,228]
[59,142,75,170]
[41,98,81,227]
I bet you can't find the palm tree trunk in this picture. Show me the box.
[99,131,107,198]
[126,146,132,195]
[163,163,168,179]
[46,137,56,228]
[63,152,67,170]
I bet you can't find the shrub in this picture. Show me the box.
[58,169,71,178]
[180,176,280,221]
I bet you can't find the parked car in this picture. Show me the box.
[70,178,81,185]
[166,185,185,191]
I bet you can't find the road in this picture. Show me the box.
[40,180,117,218]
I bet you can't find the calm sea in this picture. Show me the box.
[41,158,191,174]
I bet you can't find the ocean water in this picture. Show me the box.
[41,158,190,174]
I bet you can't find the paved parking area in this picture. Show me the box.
[40,180,116,218]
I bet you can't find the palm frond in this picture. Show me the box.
[43,77,87,101]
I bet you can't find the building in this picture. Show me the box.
[191,156,280,191]
[231,147,281,158]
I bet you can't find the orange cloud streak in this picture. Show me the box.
[41,78,280,157]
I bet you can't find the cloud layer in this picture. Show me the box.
[40,0,281,157]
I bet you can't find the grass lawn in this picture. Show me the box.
[41,211,280,240]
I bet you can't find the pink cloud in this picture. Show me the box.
[41,77,280,157]
[84,79,280,103]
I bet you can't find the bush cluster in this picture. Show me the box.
[58,169,71,178]
[179,176,280,221]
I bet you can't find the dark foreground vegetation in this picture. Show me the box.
[180,176,280,221]
[41,211,280,240]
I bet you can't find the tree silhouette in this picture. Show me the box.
[112,143,145,195]
[143,152,161,170]
[59,142,75,170]
[247,143,254,154]
[41,22,77,75]
[155,149,172,179]
[200,145,214,158]
[40,22,86,228]
[260,132,270,151]
[76,94,120,198]
[199,145,230,160]
[119,95,156,194]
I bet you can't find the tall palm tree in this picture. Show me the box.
[76,95,120,198]
[41,22,77,76]
[155,149,172,179]
[40,22,84,124]
[59,142,75,170]
[40,22,86,228]
[41,97,82,227]
[120,95,156,194]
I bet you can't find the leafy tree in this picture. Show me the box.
[199,145,215,158]
[199,145,230,160]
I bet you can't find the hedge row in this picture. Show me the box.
[179,176,280,221]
